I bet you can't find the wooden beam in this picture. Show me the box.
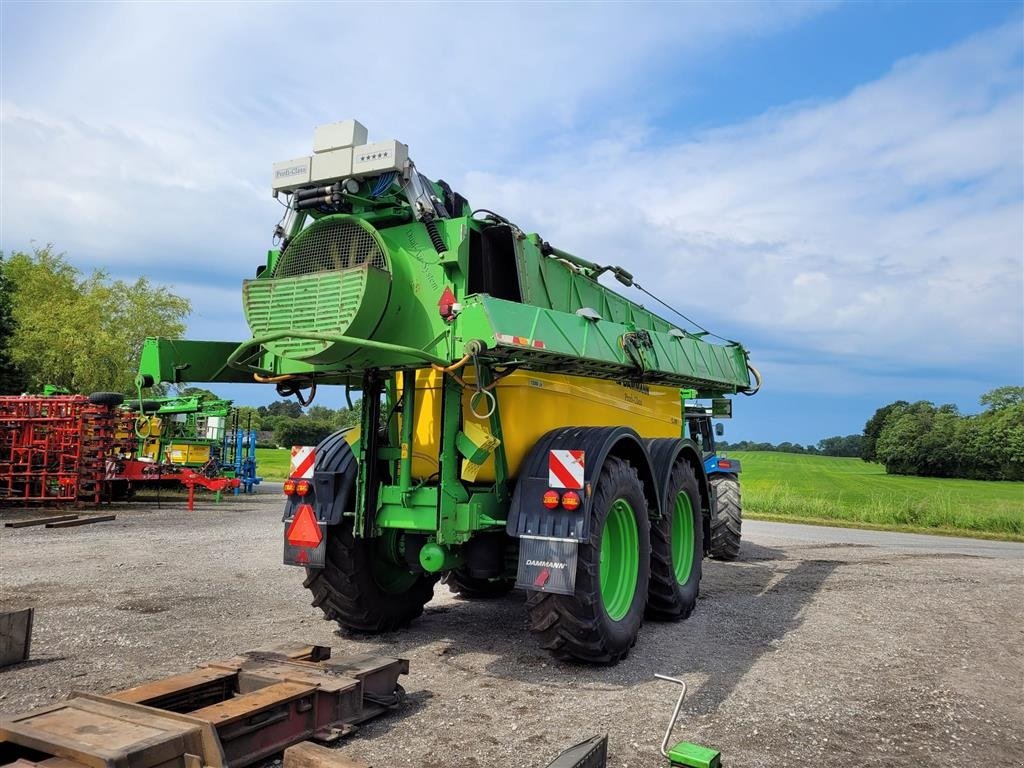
[0,608,33,667]
[284,741,372,768]
[46,515,116,528]
[5,515,79,528]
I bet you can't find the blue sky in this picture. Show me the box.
[2,1,1021,445]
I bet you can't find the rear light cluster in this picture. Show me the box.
[542,489,582,511]
[283,479,311,497]
[718,460,732,469]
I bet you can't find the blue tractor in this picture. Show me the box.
[685,406,742,560]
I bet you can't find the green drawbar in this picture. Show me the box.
[668,741,722,768]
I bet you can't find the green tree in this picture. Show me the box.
[979,386,1024,412]
[861,400,909,462]
[233,405,263,430]
[275,419,335,448]
[818,434,865,457]
[0,256,27,394]
[4,245,190,394]
[261,400,304,419]
[178,386,219,402]
[965,396,1024,480]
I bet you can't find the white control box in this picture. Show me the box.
[313,119,368,154]
[352,140,408,177]
[272,156,312,191]
[310,147,353,184]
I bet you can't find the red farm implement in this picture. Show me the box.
[0,395,128,506]
[0,394,237,508]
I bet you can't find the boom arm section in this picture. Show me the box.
[459,295,753,397]
[137,338,256,385]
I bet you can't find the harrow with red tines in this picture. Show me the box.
[0,395,124,506]
[0,395,238,508]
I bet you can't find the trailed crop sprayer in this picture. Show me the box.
[137,120,760,663]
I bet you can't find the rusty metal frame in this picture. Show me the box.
[0,644,407,768]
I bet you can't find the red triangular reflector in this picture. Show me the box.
[286,505,322,548]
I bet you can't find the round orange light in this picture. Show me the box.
[283,480,296,495]
[296,480,311,496]
[561,491,581,511]
[542,490,560,509]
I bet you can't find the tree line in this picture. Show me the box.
[232,399,359,448]
[722,387,1022,481]
[861,387,1024,481]
[0,247,189,394]
[719,434,864,457]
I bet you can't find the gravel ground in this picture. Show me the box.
[1,490,1022,768]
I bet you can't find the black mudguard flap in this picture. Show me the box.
[282,518,326,568]
[516,536,578,595]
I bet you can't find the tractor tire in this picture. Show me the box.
[445,569,515,599]
[303,520,437,633]
[88,392,124,407]
[709,475,742,560]
[646,459,704,621]
[527,456,651,664]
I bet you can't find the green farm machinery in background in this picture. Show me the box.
[132,395,231,467]
[127,395,260,491]
[137,118,759,664]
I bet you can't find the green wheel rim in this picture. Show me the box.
[672,492,695,584]
[599,498,640,621]
[371,532,417,594]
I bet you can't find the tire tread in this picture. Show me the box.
[709,475,742,560]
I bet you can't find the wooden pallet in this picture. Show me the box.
[0,643,407,768]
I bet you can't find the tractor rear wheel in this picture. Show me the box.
[445,569,515,599]
[527,456,650,664]
[709,475,742,560]
[304,521,437,633]
[646,459,703,621]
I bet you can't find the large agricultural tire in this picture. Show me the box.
[445,569,515,599]
[88,392,124,407]
[304,521,437,633]
[646,459,704,621]
[527,456,651,664]
[709,474,742,560]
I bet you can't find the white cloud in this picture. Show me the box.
[1,3,826,266]
[461,22,1024,377]
[1,3,1020,393]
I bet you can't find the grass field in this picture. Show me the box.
[732,451,1023,541]
[256,448,292,481]
[257,447,1022,541]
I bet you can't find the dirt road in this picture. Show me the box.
[1,491,1021,767]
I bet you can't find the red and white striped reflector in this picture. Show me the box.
[496,333,546,349]
[289,446,316,479]
[549,449,585,490]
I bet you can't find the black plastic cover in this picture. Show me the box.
[506,426,658,542]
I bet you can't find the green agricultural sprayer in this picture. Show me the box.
[137,119,759,664]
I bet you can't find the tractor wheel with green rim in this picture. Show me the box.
[303,519,437,633]
[527,456,651,664]
[646,459,704,621]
